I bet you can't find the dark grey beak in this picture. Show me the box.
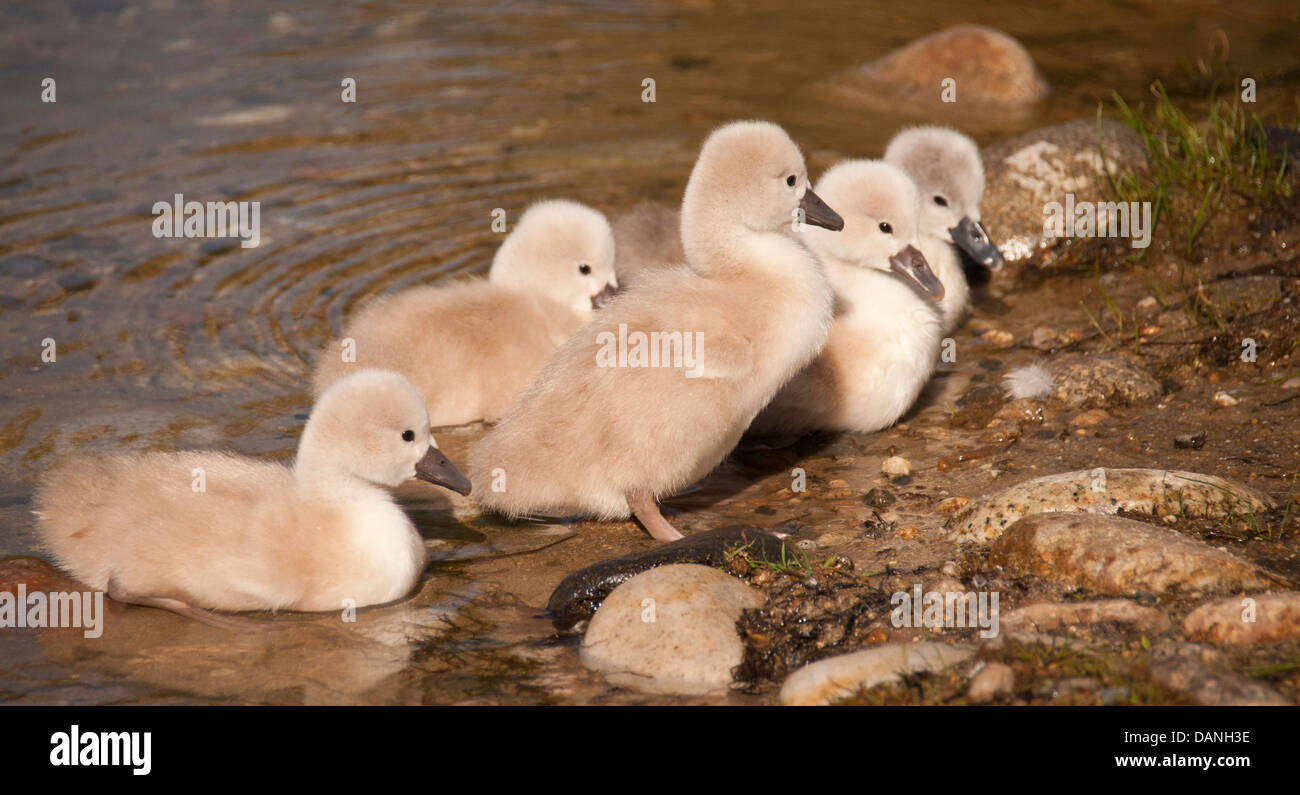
[591,283,617,309]
[949,216,1004,270]
[889,244,945,302]
[799,187,844,231]
[414,446,472,495]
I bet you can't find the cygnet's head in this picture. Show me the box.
[804,159,944,302]
[680,120,843,268]
[488,199,618,318]
[884,126,1004,269]
[298,369,472,494]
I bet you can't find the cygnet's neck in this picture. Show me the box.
[293,431,392,504]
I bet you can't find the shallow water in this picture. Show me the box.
[2,0,1298,704]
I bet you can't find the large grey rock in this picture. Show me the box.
[981,118,1148,262]
[779,642,972,706]
[949,468,1276,543]
[989,513,1273,595]
[579,564,763,696]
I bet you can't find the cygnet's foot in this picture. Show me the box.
[107,577,270,632]
[625,490,684,542]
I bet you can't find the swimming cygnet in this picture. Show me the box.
[469,121,843,541]
[33,370,472,628]
[748,160,945,436]
[312,199,618,426]
[883,126,1004,334]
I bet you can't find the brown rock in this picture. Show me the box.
[1000,599,1171,633]
[1150,658,1289,706]
[1184,593,1300,645]
[967,662,1015,703]
[989,514,1272,595]
[862,26,1048,105]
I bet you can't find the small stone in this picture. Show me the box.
[895,526,920,540]
[779,642,973,706]
[863,487,894,508]
[1069,408,1108,427]
[1135,296,1160,318]
[1173,431,1207,450]
[967,663,1016,703]
[580,564,763,696]
[1281,377,1300,390]
[1030,326,1059,350]
[881,456,911,476]
[936,496,970,514]
[989,514,1272,595]
[1213,391,1239,407]
[1183,593,1300,645]
[981,329,1014,349]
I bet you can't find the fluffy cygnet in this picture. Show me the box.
[749,160,945,436]
[611,201,688,289]
[469,121,843,541]
[33,370,472,628]
[312,199,618,426]
[884,126,1004,334]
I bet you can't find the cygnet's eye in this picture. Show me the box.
[878,222,893,234]
[934,195,948,207]
[578,263,592,275]
[786,175,796,187]
[401,430,415,442]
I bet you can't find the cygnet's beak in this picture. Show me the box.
[415,447,472,495]
[800,187,845,231]
[949,216,1004,270]
[889,244,945,302]
[590,283,617,310]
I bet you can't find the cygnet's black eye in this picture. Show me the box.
[401,430,415,442]
[934,195,948,207]
[786,175,796,187]
[879,222,893,234]
[579,263,591,275]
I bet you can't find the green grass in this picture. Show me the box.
[1102,81,1292,258]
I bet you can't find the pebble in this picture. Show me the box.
[1135,296,1160,318]
[948,467,1276,543]
[1213,391,1239,407]
[981,329,1014,349]
[989,514,1272,595]
[863,487,895,508]
[936,496,970,514]
[1068,408,1108,427]
[1173,430,1207,450]
[580,564,764,696]
[1030,326,1059,350]
[1150,658,1289,706]
[999,599,1172,633]
[779,642,973,706]
[1183,593,1300,645]
[881,456,911,476]
[967,662,1015,703]
[1282,377,1300,390]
